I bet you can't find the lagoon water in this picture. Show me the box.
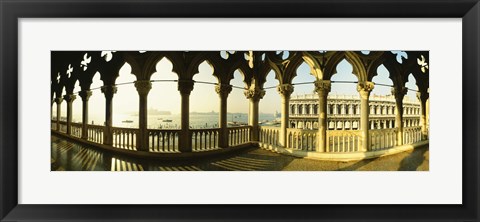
[81,112,277,129]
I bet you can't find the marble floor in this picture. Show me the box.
[51,135,429,171]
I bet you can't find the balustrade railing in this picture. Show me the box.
[370,128,397,151]
[191,128,219,151]
[403,126,422,145]
[71,122,83,138]
[112,127,138,150]
[148,129,180,152]
[287,128,317,151]
[228,126,251,146]
[87,124,104,144]
[326,130,362,152]
[259,126,280,148]
[51,121,57,130]
[52,119,426,156]
[59,121,67,133]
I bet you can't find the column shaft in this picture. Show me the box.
[135,81,152,152]
[315,80,330,152]
[417,92,429,140]
[54,98,63,131]
[245,88,264,142]
[63,94,76,135]
[101,86,117,146]
[277,84,293,147]
[393,87,407,146]
[216,84,232,148]
[178,80,194,152]
[79,90,92,139]
[357,82,374,152]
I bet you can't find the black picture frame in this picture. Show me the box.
[1,0,479,221]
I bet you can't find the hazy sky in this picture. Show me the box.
[56,52,420,124]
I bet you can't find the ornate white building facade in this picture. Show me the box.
[289,94,421,130]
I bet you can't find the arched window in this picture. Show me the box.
[259,70,280,125]
[149,57,181,129]
[113,63,138,128]
[191,61,218,129]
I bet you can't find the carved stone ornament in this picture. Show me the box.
[215,84,233,97]
[416,91,429,102]
[277,84,294,97]
[134,80,152,96]
[101,85,118,99]
[244,88,266,101]
[54,97,64,104]
[314,80,331,94]
[357,81,374,99]
[63,94,77,103]
[78,90,93,101]
[391,86,408,100]
[177,80,194,95]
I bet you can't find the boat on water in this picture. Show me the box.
[162,119,173,122]
[227,121,248,127]
[122,120,133,123]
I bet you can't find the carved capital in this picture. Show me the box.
[101,85,117,100]
[357,81,374,99]
[416,91,429,103]
[54,97,63,105]
[178,80,194,95]
[244,88,265,102]
[314,80,331,94]
[134,80,152,96]
[78,90,92,101]
[63,94,77,103]
[277,84,294,98]
[215,84,232,98]
[391,86,408,101]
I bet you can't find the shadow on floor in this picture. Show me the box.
[397,145,429,171]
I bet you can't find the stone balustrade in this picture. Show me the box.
[258,126,426,157]
[403,126,422,145]
[287,128,317,151]
[149,129,180,153]
[191,128,219,152]
[59,121,67,133]
[370,128,397,150]
[71,122,83,138]
[326,130,362,152]
[87,124,104,144]
[259,126,280,148]
[112,127,138,150]
[52,119,426,160]
[228,126,251,146]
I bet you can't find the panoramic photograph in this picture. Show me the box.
[50,51,429,171]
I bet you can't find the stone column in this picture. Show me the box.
[54,97,63,131]
[277,84,294,147]
[101,85,117,145]
[244,88,265,142]
[392,86,407,146]
[135,80,152,152]
[178,80,194,152]
[357,81,374,152]
[314,80,330,152]
[63,94,76,135]
[417,92,429,140]
[79,90,92,139]
[215,84,232,148]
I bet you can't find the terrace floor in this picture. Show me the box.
[51,135,429,171]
